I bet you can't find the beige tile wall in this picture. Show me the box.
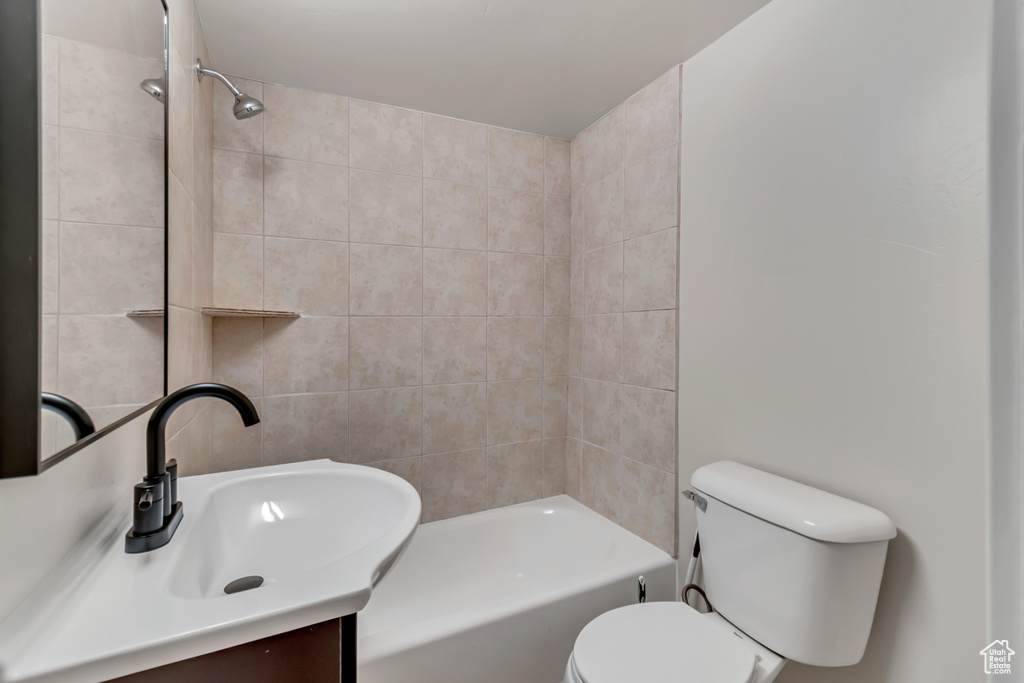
[163,0,216,474]
[39,16,680,551]
[207,82,571,523]
[39,2,215,465]
[565,67,681,555]
[39,35,165,457]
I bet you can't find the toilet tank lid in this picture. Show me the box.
[691,461,897,543]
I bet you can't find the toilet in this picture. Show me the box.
[564,461,897,683]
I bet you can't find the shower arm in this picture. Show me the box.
[195,58,242,97]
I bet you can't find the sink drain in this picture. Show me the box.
[224,575,264,595]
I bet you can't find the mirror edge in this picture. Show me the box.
[0,0,171,478]
[161,0,168,398]
[0,0,43,477]
[38,400,162,472]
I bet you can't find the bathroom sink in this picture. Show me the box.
[170,464,418,599]
[0,460,420,683]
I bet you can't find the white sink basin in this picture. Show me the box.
[170,465,416,599]
[0,460,420,683]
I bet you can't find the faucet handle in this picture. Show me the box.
[132,479,164,535]
[166,458,178,508]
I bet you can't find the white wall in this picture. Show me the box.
[677,1,989,682]
[0,412,148,624]
[988,0,1024,669]
[41,0,164,60]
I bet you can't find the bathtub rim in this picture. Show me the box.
[358,494,676,663]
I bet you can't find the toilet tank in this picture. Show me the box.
[690,462,896,667]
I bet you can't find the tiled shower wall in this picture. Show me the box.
[37,0,215,469]
[38,35,165,455]
[565,67,681,555]
[39,14,679,552]
[164,0,216,475]
[30,0,678,568]
[205,83,572,522]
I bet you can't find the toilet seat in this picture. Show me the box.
[570,603,759,683]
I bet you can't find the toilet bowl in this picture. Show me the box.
[562,602,785,683]
[563,461,896,683]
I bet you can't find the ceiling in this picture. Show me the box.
[42,0,164,60]
[195,0,772,139]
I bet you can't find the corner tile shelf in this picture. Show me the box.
[126,309,164,318]
[201,307,301,319]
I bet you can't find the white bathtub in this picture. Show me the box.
[357,495,676,683]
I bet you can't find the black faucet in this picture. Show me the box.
[125,383,260,554]
[40,392,96,440]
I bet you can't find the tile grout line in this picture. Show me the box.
[541,139,547,489]
[346,101,353,466]
[260,82,267,467]
[620,110,627,474]
[484,126,490,508]
[420,113,425,494]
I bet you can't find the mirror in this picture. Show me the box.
[0,0,168,476]
[38,0,168,461]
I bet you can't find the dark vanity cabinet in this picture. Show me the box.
[109,614,357,683]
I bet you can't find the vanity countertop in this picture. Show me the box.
[0,460,420,683]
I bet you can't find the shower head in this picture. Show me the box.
[233,93,265,120]
[140,77,165,102]
[196,58,265,120]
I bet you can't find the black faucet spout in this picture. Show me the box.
[126,383,259,553]
[146,383,260,480]
[41,392,96,441]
